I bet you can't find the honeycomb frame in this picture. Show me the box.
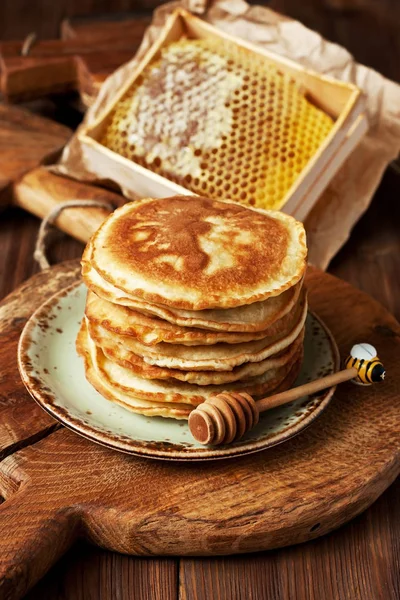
[80,9,365,220]
[101,37,334,211]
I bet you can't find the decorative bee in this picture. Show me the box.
[345,343,385,385]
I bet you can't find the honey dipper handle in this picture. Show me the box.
[257,367,358,413]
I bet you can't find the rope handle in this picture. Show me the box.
[34,200,114,270]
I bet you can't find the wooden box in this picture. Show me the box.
[78,8,368,222]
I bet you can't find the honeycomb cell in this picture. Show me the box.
[101,37,334,211]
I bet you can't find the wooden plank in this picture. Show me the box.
[0,257,80,459]
[75,49,142,103]
[330,166,400,319]
[0,2,157,40]
[0,104,70,194]
[0,199,178,600]
[13,166,122,244]
[61,14,150,44]
[0,103,125,248]
[0,35,146,102]
[26,545,178,600]
[180,478,400,600]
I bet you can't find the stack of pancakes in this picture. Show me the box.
[77,196,307,420]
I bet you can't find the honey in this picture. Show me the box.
[101,38,334,210]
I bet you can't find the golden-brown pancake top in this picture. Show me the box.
[90,197,306,310]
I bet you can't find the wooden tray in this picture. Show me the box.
[80,8,368,221]
[0,263,399,600]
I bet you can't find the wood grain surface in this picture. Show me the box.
[13,167,122,244]
[0,0,398,83]
[0,1,399,599]
[0,103,124,245]
[0,26,148,103]
[0,4,158,40]
[61,15,150,102]
[0,246,399,599]
[0,105,70,194]
[0,168,397,600]
[0,169,398,600]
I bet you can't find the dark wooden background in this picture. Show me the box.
[0,0,399,83]
[0,0,399,598]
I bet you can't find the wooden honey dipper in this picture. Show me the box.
[188,343,386,446]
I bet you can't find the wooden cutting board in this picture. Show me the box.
[0,104,122,241]
[0,262,399,600]
[0,103,70,192]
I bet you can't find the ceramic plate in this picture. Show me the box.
[18,282,339,461]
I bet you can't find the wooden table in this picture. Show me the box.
[0,1,399,598]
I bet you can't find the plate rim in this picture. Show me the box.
[18,281,340,461]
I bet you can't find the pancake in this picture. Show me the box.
[83,244,303,333]
[77,324,191,419]
[87,197,307,310]
[85,285,305,344]
[89,319,304,385]
[78,320,303,406]
[78,196,307,420]
[80,319,302,420]
[87,292,307,372]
